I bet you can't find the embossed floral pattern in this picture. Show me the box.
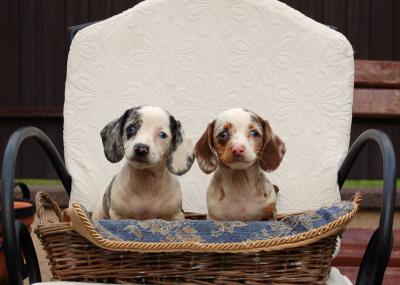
[129,19,197,85]
[274,71,344,134]
[69,64,141,128]
[65,0,354,214]
[230,16,296,86]
[187,0,248,36]
[174,75,242,136]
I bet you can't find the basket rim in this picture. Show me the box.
[69,193,361,253]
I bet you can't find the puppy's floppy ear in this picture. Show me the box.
[259,120,286,172]
[195,120,217,174]
[100,110,130,163]
[167,116,195,176]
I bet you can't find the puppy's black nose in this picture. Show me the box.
[134,143,150,155]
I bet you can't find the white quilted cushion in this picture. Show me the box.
[65,0,354,214]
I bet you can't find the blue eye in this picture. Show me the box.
[126,126,136,135]
[159,131,168,139]
[219,130,228,139]
[250,130,259,137]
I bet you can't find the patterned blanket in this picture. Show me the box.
[91,201,354,243]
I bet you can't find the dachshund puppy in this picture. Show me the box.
[92,106,195,221]
[195,108,286,221]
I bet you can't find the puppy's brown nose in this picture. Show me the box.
[232,144,245,156]
[134,143,150,155]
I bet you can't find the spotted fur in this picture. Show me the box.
[102,176,115,219]
[195,108,286,222]
[100,107,141,163]
[93,106,194,221]
[167,114,195,176]
[194,120,218,174]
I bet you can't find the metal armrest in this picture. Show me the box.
[1,127,72,285]
[337,129,396,285]
[15,182,31,200]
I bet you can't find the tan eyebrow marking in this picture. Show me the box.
[216,122,232,146]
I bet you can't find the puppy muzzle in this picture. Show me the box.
[134,143,150,155]
[231,144,246,161]
[132,143,150,162]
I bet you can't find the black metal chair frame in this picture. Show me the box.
[0,23,397,285]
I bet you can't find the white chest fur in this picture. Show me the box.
[110,164,182,220]
[206,167,277,221]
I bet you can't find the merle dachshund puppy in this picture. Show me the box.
[92,106,194,220]
[195,108,286,221]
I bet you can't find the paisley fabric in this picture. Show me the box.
[91,200,354,243]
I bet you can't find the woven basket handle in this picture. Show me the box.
[35,191,64,224]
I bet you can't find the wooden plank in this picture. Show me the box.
[337,266,400,285]
[111,0,140,14]
[2,88,399,119]
[0,107,63,118]
[42,0,66,107]
[323,0,347,34]
[392,125,400,179]
[41,120,64,178]
[370,0,393,60]
[347,122,369,179]
[347,0,370,59]
[19,131,46,178]
[299,0,324,23]
[340,187,400,210]
[33,0,44,106]
[348,119,399,180]
[0,0,20,106]
[367,121,391,178]
[19,0,34,106]
[394,0,400,60]
[333,229,400,267]
[65,0,89,27]
[352,89,400,119]
[0,121,22,178]
[88,0,112,21]
[281,0,301,11]
[19,0,44,107]
[353,59,400,180]
[0,119,63,179]
[355,60,400,88]
[65,0,89,55]
[18,120,62,178]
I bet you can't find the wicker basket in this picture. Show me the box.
[35,192,360,284]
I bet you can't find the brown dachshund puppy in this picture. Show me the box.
[195,108,286,221]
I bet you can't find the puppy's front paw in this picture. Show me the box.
[262,203,277,221]
[166,211,185,221]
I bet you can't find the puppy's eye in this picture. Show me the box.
[218,130,228,140]
[250,130,259,137]
[126,126,136,135]
[159,131,168,139]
